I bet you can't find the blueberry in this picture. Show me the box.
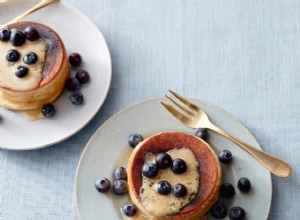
[218,150,233,164]
[112,180,128,195]
[194,128,208,140]
[24,26,40,41]
[10,30,26,46]
[66,77,80,91]
[171,158,187,174]
[41,104,55,118]
[6,49,20,62]
[220,183,235,198]
[172,183,187,198]
[69,53,82,67]
[114,167,127,180]
[95,178,111,193]
[237,177,251,193]
[156,181,172,195]
[122,203,137,216]
[0,28,11,41]
[155,153,172,169]
[210,202,227,218]
[70,91,84,105]
[15,66,29,78]
[23,52,38,64]
[142,163,158,178]
[228,206,246,220]
[76,70,90,84]
[128,134,143,148]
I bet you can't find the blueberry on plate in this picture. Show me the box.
[218,150,233,164]
[24,26,40,41]
[237,177,251,193]
[23,52,38,64]
[128,134,143,148]
[172,183,187,198]
[66,77,80,91]
[15,66,29,78]
[76,69,90,84]
[95,178,111,193]
[122,203,137,216]
[155,153,172,169]
[220,183,235,198]
[6,49,20,62]
[156,180,172,195]
[228,206,246,220]
[41,104,55,118]
[194,128,208,140]
[210,202,227,218]
[10,29,26,46]
[69,53,82,67]
[112,180,128,195]
[114,167,127,180]
[70,91,84,105]
[142,163,158,178]
[0,28,11,41]
[171,158,187,174]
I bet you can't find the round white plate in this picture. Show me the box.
[0,1,112,150]
[75,98,272,220]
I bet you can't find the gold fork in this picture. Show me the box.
[161,90,292,178]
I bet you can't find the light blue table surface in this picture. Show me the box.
[1,0,299,219]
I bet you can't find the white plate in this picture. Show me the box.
[0,1,112,150]
[75,98,272,220]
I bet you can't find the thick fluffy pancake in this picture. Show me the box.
[127,131,221,220]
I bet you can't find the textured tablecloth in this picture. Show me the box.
[1,0,299,219]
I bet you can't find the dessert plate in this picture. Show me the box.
[75,98,272,220]
[0,1,111,150]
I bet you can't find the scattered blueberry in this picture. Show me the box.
[171,158,187,174]
[70,91,84,105]
[237,177,251,193]
[76,70,90,84]
[220,183,235,198]
[24,26,40,41]
[128,134,143,148]
[10,30,26,46]
[210,202,228,218]
[0,28,11,41]
[172,183,187,198]
[218,150,233,164]
[95,178,111,193]
[156,181,172,195]
[15,66,29,78]
[122,203,137,216]
[112,180,128,195]
[23,52,38,64]
[155,153,172,169]
[228,206,246,220]
[194,128,208,140]
[41,104,55,118]
[6,49,20,62]
[66,77,80,91]
[142,163,158,178]
[114,167,127,180]
[69,53,82,67]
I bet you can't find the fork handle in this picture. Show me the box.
[208,123,292,178]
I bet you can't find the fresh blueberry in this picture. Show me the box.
[95,178,111,193]
[155,153,172,169]
[122,203,137,216]
[172,183,187,198]
[228,206,246,220]
[156,181,172,195]
[24,26,40,41]
[70,91,84,105]
[218,150,233,164]
[15,66,29,78]
[142,163,158,178]
[76,70,90,84]
[0,28,11,41]
[112,180,128,195]
[6,49,20,62]
[23,52,38,64]
[210,202,227,218]
[220,183,235,198]
[128,134,143,148]
[237,177,251,193]
[194,128,208,140]
[171,158,187,174]
[10,30,26,46]
[114,167,127,180]
[69,53,82,67]
[66,77,80,91]
[41,104,55,118]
